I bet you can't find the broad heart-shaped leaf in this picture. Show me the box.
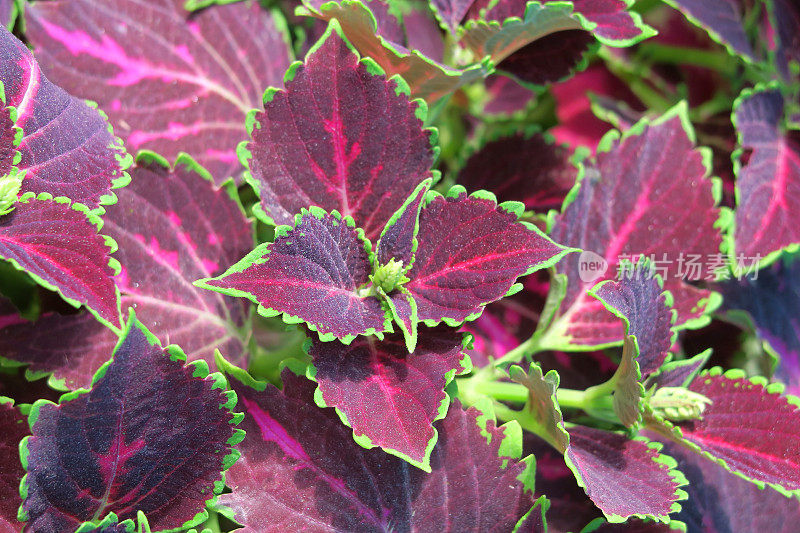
[406,187,573,326]
[0,310,118,390]
[198,208,389,343]
[0,194,121,328]
[508,363,686,522]
[730,87,800,264]
[19,315,243,533]
[25,0,291,183]
[461,0,654,69]
[646,367,800,495]
[307,327,470,471]
[719,253,800,394]
[456,132,576,212]
[0,27,129,211]
[299,1,487,102]
[243,22,436,241]
[0,398,26,532]
[655,439,800,533]
[103,153,253,368]
[544,105,723,350]
[217,364,535,532]
[662,0,754,60]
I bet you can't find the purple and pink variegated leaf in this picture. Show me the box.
[406,187,574,326]
[657,438,800,533]
[307,327,470,471]
[217,364,535,531]
[545,105,723,350]
[662,0,754,60]
[508,363,687,522]
[243,23,436,240]
[0,194,121,328]
[0,27,130,211]
[647,367,800,495]
[197,208,390,343]
[457,132,576,212]
[0,398,26,532]
[25,0,292,183]
[719,253,800,394]
[102,153,253,368]
[299,2,485,102]
[730,87,800,264]
[19,315,243,533]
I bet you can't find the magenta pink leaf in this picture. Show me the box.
[545,106,722,350]
[218,365,534,531]
[19,315,242,532]
[731,87,800,263]
[0,398,26,532]
[25,0,291,183]
[0,194,121,327]
[307,327,470,470]
[0,27,129,210]
[244,23,436,240]
[649,368,800,494]
[198,208,390,343]
[457,132,576,212]
[663,0,754,60]
[406,187,573,325]
[102,153,253,368]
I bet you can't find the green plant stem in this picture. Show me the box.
[494,334,543,367]
[636,44,739,76]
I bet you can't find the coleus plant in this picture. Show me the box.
[0,0,797,531]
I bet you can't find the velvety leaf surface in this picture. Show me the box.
[655,368,800,493]
[590,262,674,376]
[375,180,428,267]
[199,209,387,342]
[649,351,710,390]
[719,254,800,393]
[103,155,253,367]
[0,310,118,390]
[493,29,596,86]
[732,88,800,262]
[219,368,534,532]
[659,438,800,533]
[245,25,435,240]
[0,399,26,532]
[663,0,753,59]
[406,189,571,324]
[25,0,292,182]
[309,327,469,469]
[0,27,128,209]
[0,104,17,177]
[0,195,120,327]
[457,133,576,212]
[20,317,240,532]
[546,109,722,349]
[300,1,485,102]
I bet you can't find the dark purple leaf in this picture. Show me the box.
[0,311,118,390]
[218,365,534,531]
[244,23,435,240]
[659,438,800,533]
[0,398,26,532]
[0,195,121,327]
[375,179,429,267]
[406,188,572,325]
[663,0,754,59]
[308,327,470,470]
[482,76,535,115]
[732,88,800,263]
[590,259,675,377]
[198,208,389,342]
[494,29,596,86]
[19,315,242,532]
[766,0,800,79]
[25,0,292,183]
[103,153,253,368]
[402,7,446,63]
[73,513,134,533]
[719,253,800,393]
[457,132,576,212]
[0,104,19,178]
[299,2,486,101]
[430,0,476,33]
[0,27,129,210]
[0,0,15,29]
[648,368,800,494]
[648,351,711,390]
[546,108,722,350]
